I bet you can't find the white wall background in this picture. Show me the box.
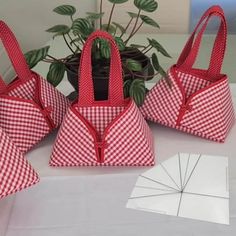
[0,0,96,78]
[101,0,190,33]
[0,0,191,80]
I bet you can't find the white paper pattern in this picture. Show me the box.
[127,153,229,225]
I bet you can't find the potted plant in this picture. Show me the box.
[24,0,171,106]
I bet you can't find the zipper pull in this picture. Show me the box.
[94,141,108,163]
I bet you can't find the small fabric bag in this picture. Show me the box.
[0,127,39,199]
[140,6,235,142]
[50,31,155,166]
[0,21,70,153]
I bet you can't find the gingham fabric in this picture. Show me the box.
[50,31,155,166]
[0,21,70,153]
[0,127,39,199]
[141,6,235,143]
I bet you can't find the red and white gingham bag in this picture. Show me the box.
[50,31,155,166]
[141,5,235,142]
[0,21,70,153]
[0,127,39,199]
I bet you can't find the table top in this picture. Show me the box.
[1,85,235,236]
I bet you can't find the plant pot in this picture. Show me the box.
[65,48,153,101]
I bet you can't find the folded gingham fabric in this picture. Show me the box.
[0,21,70,153]
[140,6,235,142]
[0,127,39,199]
[50,31,155,166]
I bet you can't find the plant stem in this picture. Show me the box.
[44,55,66,63]
[132,71,160,80]
[67,33,81,51]
[78,34,85,44]
[125,9,141,45]
[142,46,153,55]
[43,59,56,63]
[107,3,115,32]
[122,62,160,80]
[113,26,118,36]
[141,44,151,53]
[120,17,133,38]
[47,54,58,61]
[70,15,74,22]
[131,21,143,36]
[100,0,103,29]
[63,34,76,54]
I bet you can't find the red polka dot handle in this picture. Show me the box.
[78,30,124,106]
[176,5,227,77]
[0,21,32,92]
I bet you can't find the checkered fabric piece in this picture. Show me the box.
[77,106,125,137]
[39,75,70,127]
[50,100,155,166]
[177,71,212,98]
[140,72,182,125]
[0,127,39,199]
[141,69,235,142]
[0,97,51,153]
[181,76,235,141]
[8,77,36,100]
[0,74,70,153]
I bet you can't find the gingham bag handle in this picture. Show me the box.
[0,21,32,92]
[78,30,124,106]
[176,5,226,76]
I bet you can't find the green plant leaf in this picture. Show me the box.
[151,53,159,71]
[99,39,110,59]
[112,22,126,34]
[108,0,129,4]
[101,24,116,34]
[126,59,142,72]
[129,79,146,106]
[140,15,160,28]
[72,18,93,36]
[47,62,66,86]
[86,12,104,20]
[123,79,132,97]
[158,65,167,78]
[53,5,76,16]
[127,12,138,18]
[24,46,50,68]
[46,25,70,37]
[148,38,171,57]
[147,62,155,79]
[115,37,126,51]
[134,0,158,12]
[130,44,146,48]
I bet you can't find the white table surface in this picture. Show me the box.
[1,35,236,235]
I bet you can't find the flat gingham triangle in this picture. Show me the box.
[0,127,39,199]
[50,100,155,166]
